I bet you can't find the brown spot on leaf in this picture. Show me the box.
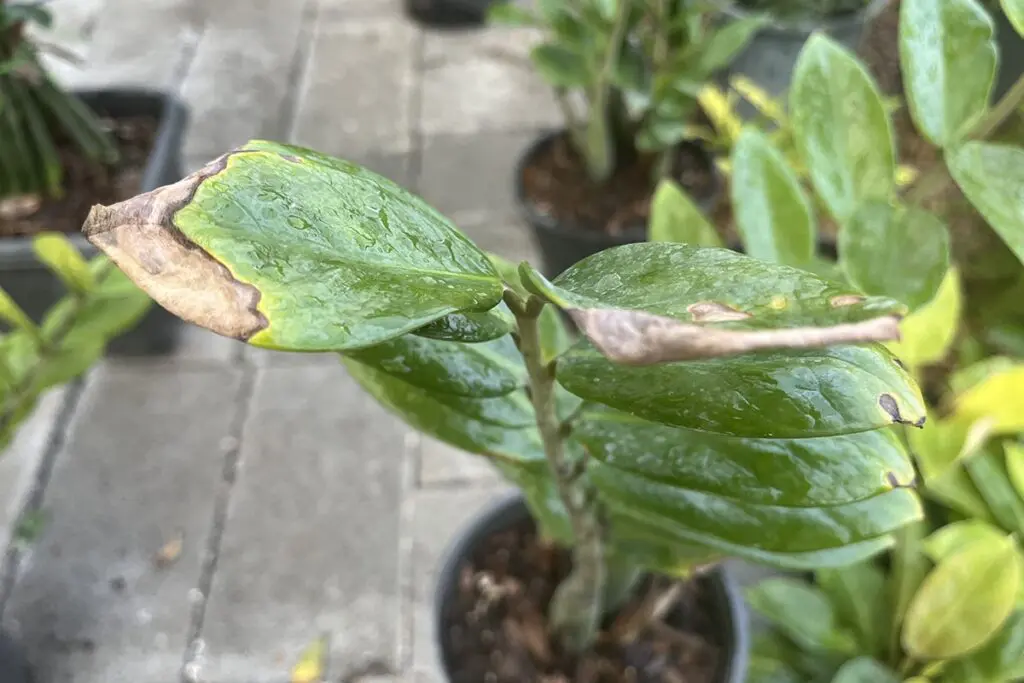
[830,294,865,307]
[886,471,917,489]
[570,308,902,366]
[879,393,925,428]
[686,301,752,323]
[82,152,269,342]
[280,154,302,163]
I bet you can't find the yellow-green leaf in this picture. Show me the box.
[1007,441,1024,502]
[33,233,95,293]
[885,267,961,370]
[902,534,1022,660]
[0,287,40,340]
[909,415,995,521]
[923,520,1009,562]
[648,178,722,247]
[1003,0,1024,36]
[290,634,328,683]
[954,362,1024,435]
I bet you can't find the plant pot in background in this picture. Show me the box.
[403,0,496,28]
[0,630,33,683]
[516,131,722,278]
[435,493,750,683]
[720,0,889,113]
[0,89,188,356]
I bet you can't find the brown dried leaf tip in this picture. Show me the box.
[82,153,269,342]
[879,393,926,428]
[570,308,902,366]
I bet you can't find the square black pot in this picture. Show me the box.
[0,89,189,356]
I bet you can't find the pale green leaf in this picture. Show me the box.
[948,142,1024,268]
[829,657,899,683]
[648,178,722,247]
[746,578,858,653]
[33,233,95,293]
[1003,0,1024,36]
[885,267,961,370]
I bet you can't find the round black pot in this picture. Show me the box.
[0,88,189,357]
[515,131,723,278]
[0,630,33,683]
[434,493,750,683]
[403,0,496,28]
[719,0,889,117]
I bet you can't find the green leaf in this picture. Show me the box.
[948,142,1024,268]
[953,361,1024,435]
[486,2,538,26]
[943,610,1024,682]
[530,43,589,88]
[731,128,815,267]
[885,267,961,370]
[909,416,996,521]
[33,233,95,293]
[790,35,894,223]
[539,306,573,365]
[1003,0,1024,36]
[816,563,889,658]
[889,523,930,662]
[487,252,529,298]
[413,305,514,343]
[82,140,503,353]
[839,201,950,311]
[829,657,899,683]
[899,0,996,147]
[344,334,524,398]
[341,357,538,458]
[964,445,1024,533]
[746,578,858,653]
[0,287,40,339]
[902,534,1022,660]
[648,179,722,247]
[1007,442,1024,502]
[923,520,1010,562]
[693,16,767,76]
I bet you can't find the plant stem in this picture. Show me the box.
[582,0,631,183]
[507,290,606,653]
[907,72,1024,206]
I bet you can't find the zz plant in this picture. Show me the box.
[81,139,925,653]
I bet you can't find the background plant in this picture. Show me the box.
[82,138,927,654]
[490,0,765,182]
[0,0,117,203]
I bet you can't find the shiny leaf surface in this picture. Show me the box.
[790,35,894,223]
[345,334,524,398]
[731,128,815,267]
[899,0,996,147]
[840,201,950,311]
[648,179,722,247]
[948,142,1024,267]
[746,578,858,653]
[885,267,961,369]
[83,140,503,352]
[903,534,1022,659]
[413,305,514,343]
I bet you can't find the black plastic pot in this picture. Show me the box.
[0,630,33,683]
[516,131,722,278]
[719,0,889,116]
[0,89,188,356]
[434,493,750,683]
[403,0,496,28]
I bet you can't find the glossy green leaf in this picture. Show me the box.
[829,657,899,683]
[790,35,894,223]
[522,243,907,328]
[576,405,914,507]
[885,267,961,369]
[943,610,1024,682]
[83,140,503,353]
[530,43,589,88]
[413,305,514,343]
[33,233,95,293]
[1007,442,1024,502]
[342,357,537,459]
[345,334,524,398]
[1003,0,1024,36]
[923,520,1010,562]
[816,563,889,658]
[954,362,1024,434]
[840,201,950,311]
[648,179,722,248]
[903,534,1022,659]
[899,0,996,147]
[746,578,858,653]
[964,445,1024,532]
[731,128,815,267]
[539,305,572,365]
[948,142,1024,267]
[558,338,923,438]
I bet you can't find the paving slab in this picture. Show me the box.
[290,17,418,157]
[0,388,69,559]
[196,363,408,683]
[416,435,500,488]
[450,212,539,267]
[3,362,243,683]
[409,486,512,680]
[180,0,312,160]
[420,27,561,136]
[417,129,539,218]
[318,0,407,19]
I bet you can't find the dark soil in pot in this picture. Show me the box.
[0,90,187,356]
[517,131,721,277]
[436,496,748,683]
[404,0,495,28]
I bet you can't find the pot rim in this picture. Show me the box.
[718,0,890,36]
[513,130,721,247]
[432,492,751,683]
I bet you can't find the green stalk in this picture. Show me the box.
[506,290,606,653]
[582,0,631,183]
[7,74,60,195]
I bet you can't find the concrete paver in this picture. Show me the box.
[416,435,500,488]
[3,363,243,683]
